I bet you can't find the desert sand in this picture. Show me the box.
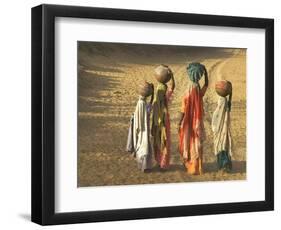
[78,42,246,187]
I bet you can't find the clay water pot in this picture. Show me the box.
[215,80,232,97]
[154,65,172,84]
[138,81,153,97]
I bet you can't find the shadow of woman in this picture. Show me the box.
[204,161,246,174]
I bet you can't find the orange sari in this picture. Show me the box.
[179,83,207,175]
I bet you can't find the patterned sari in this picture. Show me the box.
[179,83,207,175]
[152,83,173,169]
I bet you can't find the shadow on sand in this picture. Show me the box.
[149,163,185,173]
[148,161,246,174]
[204,160,246,174]
[78,41,241,66]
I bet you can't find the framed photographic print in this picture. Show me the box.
[31,4,274,225]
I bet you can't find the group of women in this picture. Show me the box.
[127,63,233,175]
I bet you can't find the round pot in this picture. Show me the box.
[154,65,172,84]
[138,81,153,97]
[215,80,232,97]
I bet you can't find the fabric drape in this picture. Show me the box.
[152,83,172,169]
[133,96,153,171]
[179,83,206,175]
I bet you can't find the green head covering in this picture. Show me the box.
[187,62,205,83]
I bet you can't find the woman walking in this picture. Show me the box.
[152,65,175,169]
[132,82,154,172]
[212,80,233,172]
[178,63,208,175]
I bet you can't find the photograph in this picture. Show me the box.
[77,41,247,187]
[30,3,274,225]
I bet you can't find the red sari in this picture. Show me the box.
[179,83,207,175]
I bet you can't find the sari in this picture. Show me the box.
[179,82,207,175]
[211,96,232,171]
[133,96,153,171]
[152,83,173,169]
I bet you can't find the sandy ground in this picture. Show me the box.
[78,42,246,187]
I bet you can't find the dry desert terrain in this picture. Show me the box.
[78,42,246,187]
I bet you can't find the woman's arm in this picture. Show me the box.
[228,82,232,112]
[201,66,209,96]
[170,70,175,92]
[203,66,209,87]
[149,83,154,105]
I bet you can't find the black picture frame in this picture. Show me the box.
[31,4,274,225]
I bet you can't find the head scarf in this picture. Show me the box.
[187,62,205,83]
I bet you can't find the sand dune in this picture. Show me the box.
[78,42,246,187]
